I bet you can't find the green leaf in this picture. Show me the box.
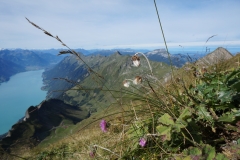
[156,125,171,141]
[158,113,174,126]
[196,105,213,123]
[217,90,235,103]
[218,113,235,122]
[237,138,240,144]
[215,153,228,160]
[232,109,240,117]
[225,69,240,83]
[202,145,216,160]
[182,156,192,160]
[187,147,202,156]
[230,79,240,92]
[179,107,192,120]
[173,119,188,132]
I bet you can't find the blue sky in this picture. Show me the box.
[0,0,240,50]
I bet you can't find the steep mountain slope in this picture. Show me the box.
[42,51,171,112]
[0,58,25,83]
[42,53,107,99]
[0,49,66,84]
[34,52,65,65]
[0,99,89,156]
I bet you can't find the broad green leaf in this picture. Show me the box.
[156,125,171,141]
[179,107,192,120]
[202,145,216,160]
[232,109,240,117]
[183,156,192,160]
[218,113,235,122]
[196,105,213,122]
[215,153,228,160]
[188,147,202,156]
[225,69,240,83]
[158,113,174,125]
[174,156,191,160]
[173,119,188,132]
[230,79,240,92]
[217,90,235,103]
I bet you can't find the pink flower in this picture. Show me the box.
[139,138,147,147]
[89,151,95,158]
[100,120,107,132]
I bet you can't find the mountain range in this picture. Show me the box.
[0,47,237,158]
[0,47,208,84]
[42,51,172,109]
[0,49,66,84]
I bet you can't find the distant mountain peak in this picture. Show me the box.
[196,47,233,65]
[114,51,122,56]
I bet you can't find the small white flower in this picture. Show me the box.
[131,55,140,67]
[123,80,130,87]
[133,76,142,85]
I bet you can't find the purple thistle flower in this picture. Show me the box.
[89,151,95,158]
[89,145,97,158]
[100,119,107,132]
[139,138,147,147]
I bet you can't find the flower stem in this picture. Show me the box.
[93,145,120,157]
[136,52,153,75]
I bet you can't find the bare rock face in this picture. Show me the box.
[196,47,233,65]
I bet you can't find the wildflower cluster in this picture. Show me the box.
[123,52,152,88]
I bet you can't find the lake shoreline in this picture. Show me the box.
[0,69,47,135]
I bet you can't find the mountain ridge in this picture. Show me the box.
[0,49,66,84]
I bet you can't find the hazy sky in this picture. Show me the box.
[0,0,240,50]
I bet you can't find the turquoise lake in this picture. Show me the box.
[0,70,47,135]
